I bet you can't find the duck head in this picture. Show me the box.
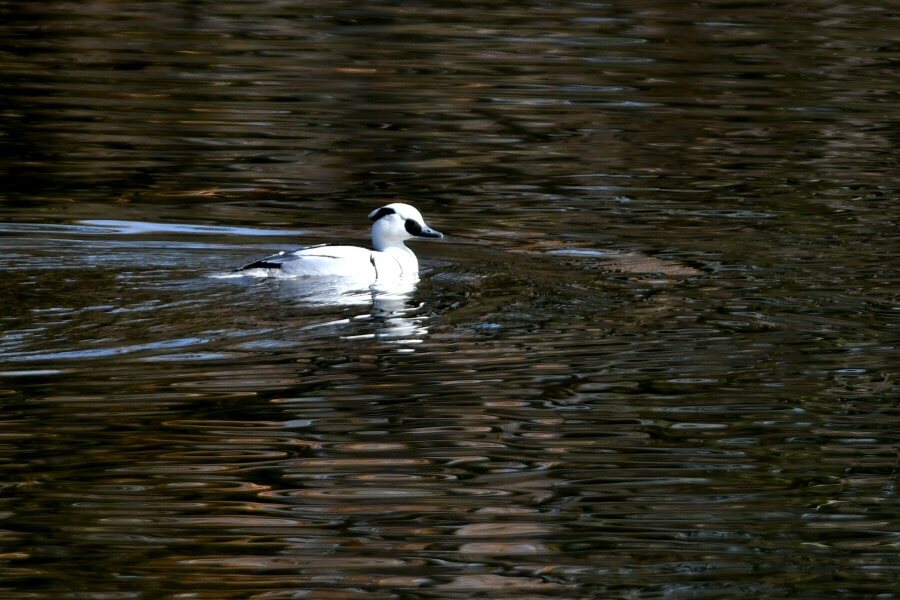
[368,203,443,251]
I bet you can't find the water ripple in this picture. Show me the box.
[1,1,897,598]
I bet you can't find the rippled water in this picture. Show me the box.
[1,1,898,598]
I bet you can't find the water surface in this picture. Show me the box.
[1,1,897,598]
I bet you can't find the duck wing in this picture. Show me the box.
[237,244,330,271]
[239,245,378,278]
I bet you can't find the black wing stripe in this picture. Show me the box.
[238,259,283,270]
[237,251,287,271]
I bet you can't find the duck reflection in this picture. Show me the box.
[368,285,429,344]
[270,276,430,345]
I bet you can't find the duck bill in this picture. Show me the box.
[416,227,443,239]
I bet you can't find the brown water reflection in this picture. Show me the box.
[1,0,898,598]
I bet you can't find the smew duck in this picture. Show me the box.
[238,203,443,282]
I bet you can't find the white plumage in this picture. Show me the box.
[238,203,443,283]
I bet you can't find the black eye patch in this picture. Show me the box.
[369,207,396,222]
[404,219,423,235]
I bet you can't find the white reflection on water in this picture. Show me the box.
[215,270,418,306]
[80,220,309,237]
[288,279,430,346]
[364,292,431,345]
[218,271,431,346]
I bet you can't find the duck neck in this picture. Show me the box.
[372,235,395,252]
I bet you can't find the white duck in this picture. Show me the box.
[238,203,443,282]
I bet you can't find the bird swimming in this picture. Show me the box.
[238,203,443,283]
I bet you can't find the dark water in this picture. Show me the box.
[1,1,898,598]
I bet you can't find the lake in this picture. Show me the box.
[0,1,897,598]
